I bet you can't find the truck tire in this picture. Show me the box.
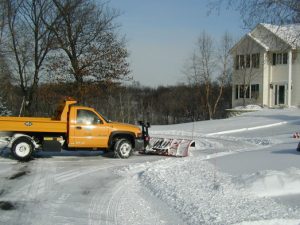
[11,137,34,161]
[113,138,132,159]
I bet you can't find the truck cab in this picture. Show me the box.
[67,105,144,153]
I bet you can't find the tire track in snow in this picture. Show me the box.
[88,179,127,225]
[12,164,117,200]
[88,176,164,225]
[105,181,124,225]
[14,162,45,225]
[3,161,121,225]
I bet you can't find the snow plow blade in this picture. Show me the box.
[142,137,195,157]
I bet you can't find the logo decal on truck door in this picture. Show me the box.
[24,122,32,126]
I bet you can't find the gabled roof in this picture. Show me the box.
[230,33,269,53]
[231,23,300,53]
[261,23,300,49]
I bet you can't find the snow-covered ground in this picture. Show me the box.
[1,108,300,224]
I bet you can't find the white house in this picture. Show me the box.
[231,23,300,108]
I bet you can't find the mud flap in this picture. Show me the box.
[143,138,195,157]
[297,142,300,152]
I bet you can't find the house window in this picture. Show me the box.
[235,53,260,70]
[251,84,259,99]
[235,84,259,100]
[240,55,245,69]
[245,86,250,98]
[283,53,288,64]
[235,55,239,70]
[239,85,244,98]
[252,53,260,68]
[272,52,288,65]
[277,53,282,64]
[272,53,276,65]
[239,85,250,99]
[246,54,251,68]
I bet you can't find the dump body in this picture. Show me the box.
[0,100,76,134]
[0,117,67,133]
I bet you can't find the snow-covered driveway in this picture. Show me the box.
[1,108,300,225]
[0,153,181,225]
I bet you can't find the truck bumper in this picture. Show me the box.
[134,138,145,151]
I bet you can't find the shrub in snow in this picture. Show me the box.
[0,97,11,116]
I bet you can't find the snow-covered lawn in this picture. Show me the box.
[117,108,300,225]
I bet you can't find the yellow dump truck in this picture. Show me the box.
[0,99,149,161]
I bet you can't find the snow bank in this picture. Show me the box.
[235,168,300,197]
[119,158,298,225]
[234,105,263,110]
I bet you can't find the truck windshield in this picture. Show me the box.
[99,113,110,123]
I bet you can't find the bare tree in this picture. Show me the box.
[4,0,55,114]
[185,31,234,119]
[214,32,233,113]
[0,0,7,45]
[209,0,300,27]
[198,32,215,119]
[185,32,215,120]
[46,0,130,101]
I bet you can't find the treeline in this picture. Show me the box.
[0,0,130,114]
[2,81,231,125]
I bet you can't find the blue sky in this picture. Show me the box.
[109,0,247,87]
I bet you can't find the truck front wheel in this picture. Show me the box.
[113,139,132,159]
[11,137,34,161]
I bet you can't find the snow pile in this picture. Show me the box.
[235,168,300,197]
[120,158,298,225]
[233,105,262,111]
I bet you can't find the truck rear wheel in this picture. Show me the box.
[11,137,34,161]
[113,139,132,159]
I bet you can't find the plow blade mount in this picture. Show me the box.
[143,137,195,157]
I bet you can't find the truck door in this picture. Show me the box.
[70,109,109,148]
